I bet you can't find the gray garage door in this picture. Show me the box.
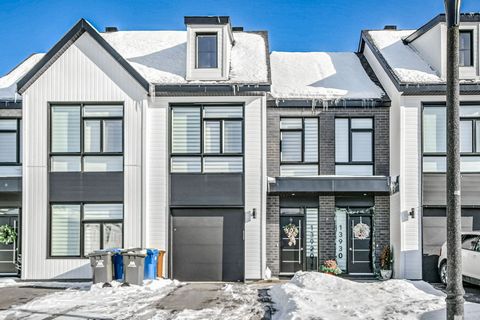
[171,209,244,282]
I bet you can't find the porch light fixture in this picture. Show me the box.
[408,208,415,219]
[252,208,257,219]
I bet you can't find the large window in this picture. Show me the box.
[50,203,123,257]
[170,105,243,173]
[196,33,218,69]
[0,119,21,164]
[423,104,480,173]
[280,118,318,177]
[335,118,374,175]
[460,30,473,67]
[50,105,123,172]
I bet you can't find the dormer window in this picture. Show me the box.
[196,33,218,69]
[460,30,473,67]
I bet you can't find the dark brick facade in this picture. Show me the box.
[266,106,391,275]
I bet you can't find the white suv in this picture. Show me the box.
[438,231,480,285]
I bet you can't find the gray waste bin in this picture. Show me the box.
[122,250,146,285]
[88,251,113,285]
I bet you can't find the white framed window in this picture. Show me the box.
[196,33,218,69]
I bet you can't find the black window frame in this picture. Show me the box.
[195,33,218,69]
[0,118,21,165]
[279,117,319,166]
[169,104,244,174]
[335,117,375,168]
[459,30,474,67]
[48,103,124,172]
[422,103,480,173]
[48,202,124,259]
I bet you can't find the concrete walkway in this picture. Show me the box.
[0,286,61,311]
[157,283,225,310]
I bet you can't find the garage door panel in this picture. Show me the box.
[172,209,244,282]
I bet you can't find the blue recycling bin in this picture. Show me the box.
[144,248,159,279]
[109,248,124,280]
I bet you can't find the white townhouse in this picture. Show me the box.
[10,16,269,280]
[360,13,480,281]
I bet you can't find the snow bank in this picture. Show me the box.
[0,279,179,320]
[0,53,44,100]
[101,30,268,84]
[367,30,443,84]
[270,51,385,100]
[269,272,480,320]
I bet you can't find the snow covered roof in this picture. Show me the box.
[0,53,45,100]
[366,30,443,84]
[270,52,385,100]
[101,30,269,85]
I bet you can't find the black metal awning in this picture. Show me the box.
[268,175,398,195]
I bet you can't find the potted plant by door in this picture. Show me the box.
[379,245,393,280]
[320,260,342,276]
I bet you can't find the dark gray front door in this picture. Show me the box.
[347,215,373,274]
[0,210,19,275]
[280,216,304,274]
[171,209,244,282]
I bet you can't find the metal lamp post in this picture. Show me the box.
[444,0,465,319]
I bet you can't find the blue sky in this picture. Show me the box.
[0,0,479,75]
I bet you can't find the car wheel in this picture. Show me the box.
[439,261,448,285]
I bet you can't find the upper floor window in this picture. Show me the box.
[335,118,374,175]
[460,30,473,67]
[280,118,318,177]
[170,105,243,173]
[0,119,21,164]
[49,203,123,257]
[196,33,218,69]
[423,104,480,172]
[50,104,123,172]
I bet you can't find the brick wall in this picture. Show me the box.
[374,195,390,269]
[266,195,280,275]
[319,195,336,262]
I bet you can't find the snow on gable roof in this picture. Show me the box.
[0,53,45,100]
[270,51,385,100]
[101,30,269,85]
[366,30,443,84]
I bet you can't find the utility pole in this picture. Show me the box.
[444,0,465,319]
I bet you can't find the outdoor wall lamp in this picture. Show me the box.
[409,208,415,219]
[252,208,257,219]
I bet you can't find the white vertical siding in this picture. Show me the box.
[244,96,266,279]
[144,96,266,280]
[22,33,146,279]
[145,100,169,253]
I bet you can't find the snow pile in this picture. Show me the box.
[0,53,44,100]
[367,30,443,83]
[101,30,268,84]
[0,278,90,289]
[269,272,480,320]
[270,51,385,100]
[0,279,179,320]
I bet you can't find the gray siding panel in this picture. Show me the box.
[170,174,243,207]
[49,172,124,202]
[423,173,480,206]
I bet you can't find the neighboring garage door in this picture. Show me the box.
[171,209,244,282]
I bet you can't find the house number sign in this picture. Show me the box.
[335,210,347,271]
